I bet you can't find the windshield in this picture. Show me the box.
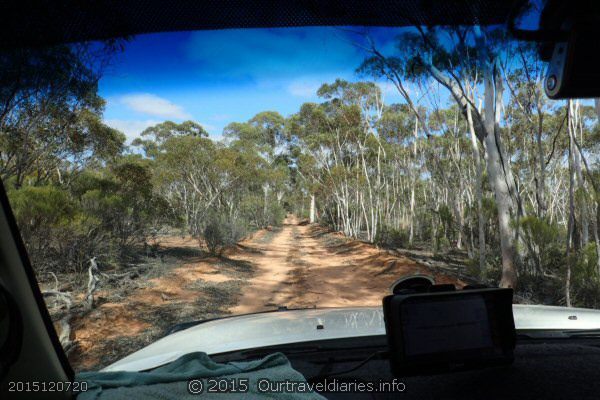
[2,24,599,372]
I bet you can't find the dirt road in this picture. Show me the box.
[229,215,461,313]
[68,215,461,371]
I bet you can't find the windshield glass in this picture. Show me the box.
[2,24,599,372]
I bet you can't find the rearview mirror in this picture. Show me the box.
[545,28,600,99]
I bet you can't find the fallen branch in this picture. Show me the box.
[389,248,480,285]
[42,290,72,310]
[42,290,75,354]
[85,257,101,311]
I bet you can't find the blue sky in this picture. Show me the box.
[100,27,408,143]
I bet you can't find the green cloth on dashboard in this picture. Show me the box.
[76,351,326,399]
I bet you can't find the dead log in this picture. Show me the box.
[85,257,100,311]
[42,290,74,353]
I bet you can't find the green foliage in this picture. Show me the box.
[238,194,286,228]
[517,216,564,275]
[9,185,98,273]
[516,273,564,305]
[203,215,247,256]
[7,157,167,273]
[437,204,454,247]
[10,186,73,225]
[9,186,75,260]
[481,254,503,283]
[375,226,409,249]
[0,44,126,188]
[571,244,600,308]
[203,220,225,256]
[133,120,208,158]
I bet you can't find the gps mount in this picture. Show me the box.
[383,280,515,376]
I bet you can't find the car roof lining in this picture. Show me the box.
[0,0,516,49]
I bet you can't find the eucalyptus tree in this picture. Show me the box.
[286,103,327,224]
[359,26,519,287]
[132,120,208,158]
[0,43,126,188]
[376,103,423,242]
[503,43,551,220]
[224,111,289,227]
[288,80,387,241]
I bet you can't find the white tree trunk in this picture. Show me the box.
[572,101,588,245]
[566,99,577,306]
[409,116,418,245]
[309,194,316,223]
[409,187,415,244]
[262,183,269,223]
[467,104,487,273]
[483,66,517,288]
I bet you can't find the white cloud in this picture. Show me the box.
[209,113,233,122]
[104,119,161,144]
[198,122,218,134]
[287,80,321,98]
[210,133,225,142]
[120,93,191,120]
[105,118,220,144]
[377,81,404,102]
[378,81,397,95]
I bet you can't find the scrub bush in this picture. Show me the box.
[375,225,409,249]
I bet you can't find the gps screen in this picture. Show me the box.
[400,296,493,356]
